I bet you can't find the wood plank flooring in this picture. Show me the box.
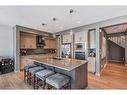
[0,63,127,89]
[88,63,127,89]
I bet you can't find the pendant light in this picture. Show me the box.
[52,17,57,38]
[69,9,74,35]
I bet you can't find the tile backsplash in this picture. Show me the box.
[20,48,56,56]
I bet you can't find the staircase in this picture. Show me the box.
[108,36,125,48]
[108,36,125,62]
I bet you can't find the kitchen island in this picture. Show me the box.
[31,56,88,89]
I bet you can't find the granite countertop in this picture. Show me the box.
[30,56,88,71]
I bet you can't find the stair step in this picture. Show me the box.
[108,36,125,48]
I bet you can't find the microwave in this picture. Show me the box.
[75,43,85,51]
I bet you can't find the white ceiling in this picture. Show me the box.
[104,23,127,34]
[1,6,127,33]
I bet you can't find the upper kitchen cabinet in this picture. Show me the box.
[20,32,36,49]
[62,34,72,43]
[88,29,96,48]
[74,31,87,43]
[44,38,57,49]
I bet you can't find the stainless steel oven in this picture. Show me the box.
[75,51,85,60]
[75,43,85,51]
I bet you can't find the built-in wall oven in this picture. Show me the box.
[75,43,85,51]
[75,43,86,60]
[75,51,85,60]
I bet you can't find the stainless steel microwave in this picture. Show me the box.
[75,43,85,51]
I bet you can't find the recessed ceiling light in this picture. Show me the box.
[70,9,74,14]
[52,18,57,21]
[42,23,46,26]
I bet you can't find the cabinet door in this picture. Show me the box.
[62,35,66,43]
[75,31,87,43]
[50,39,56,49]
[20,37,25,48]
[25,37,30,48]
[20,36,29,49]
[87,57,96,73]
[20,33,36,49]
[20,57,34,70]
[44,39,56,49]
[20,57,27,70]
[89,30,96,48]
[62,34,71,43]
[44,39,50,49]
[29,36,36,49]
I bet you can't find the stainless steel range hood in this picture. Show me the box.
[36,35,46,47]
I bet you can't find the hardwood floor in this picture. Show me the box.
[0,71,31,89]
[88,63,127,89]
[0,63,127,89]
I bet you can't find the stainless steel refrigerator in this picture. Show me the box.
[61,44,71,58]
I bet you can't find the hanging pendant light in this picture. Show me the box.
[52,17,57,38]
[69,9,74,35]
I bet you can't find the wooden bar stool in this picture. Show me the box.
[35,69,55,89]
[24,63,37,83]
[28,66,45,89]
[46,73,71,89]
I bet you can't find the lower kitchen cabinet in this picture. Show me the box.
[87,57,96,73]
[20,56,34,70]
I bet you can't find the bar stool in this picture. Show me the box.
[28,66,45,89]
[24,63,37,83]
[35,69,55,89]
[46,73,71,89]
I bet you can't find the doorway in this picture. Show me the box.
[101,23,127,65]
[107,35,125,63]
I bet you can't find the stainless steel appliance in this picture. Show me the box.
[75,51,85,60]
[61,44,71,58]
[75,43,85,51]
[36,35,46,47]
[88,48,96,57]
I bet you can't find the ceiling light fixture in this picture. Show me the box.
[52,18,57,21]
[42,23,46,26]
[70,9,74,14]
[69,9,74,35]
[52,17,57,34]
